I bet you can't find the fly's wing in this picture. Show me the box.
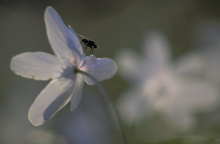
[76,34,88,40]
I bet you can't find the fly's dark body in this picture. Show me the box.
[77,34,98,55]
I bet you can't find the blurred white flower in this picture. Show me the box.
[10,6,117,126]
[116,30,219,133]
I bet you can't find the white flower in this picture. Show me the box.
[116,30,219,133]
[10,6,117,126]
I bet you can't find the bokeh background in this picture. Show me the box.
[2,0,220,144]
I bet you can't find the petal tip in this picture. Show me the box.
[45,6,54,12]
[70,106,75,112]
[28,110,45,127]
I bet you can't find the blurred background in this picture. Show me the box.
[2,0,220,144]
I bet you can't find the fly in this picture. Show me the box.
[77,34,98,55]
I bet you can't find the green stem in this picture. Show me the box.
[76,69,128,144]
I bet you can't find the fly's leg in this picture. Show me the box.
[89,48,94,55]
[84,46,87,53]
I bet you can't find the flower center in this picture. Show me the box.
[73,67,79,74]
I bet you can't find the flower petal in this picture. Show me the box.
[80,55,117,85]
[175,53,206,76]
[44,6,85,65]
[175,80,219,112]
[10,52,63,80]
[116,49,146,82]
[70,74,84,111]
[28,77,75,126]
[143,30,171,69]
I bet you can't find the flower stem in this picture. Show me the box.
[76,69,128,144]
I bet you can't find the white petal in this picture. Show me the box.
[80,55,117,85]
[10,52,63,80]
[70,74,84,111]
[115,49,146,82]
[28,77,75,126]
[143,30,171,69]
[175,80,219,113]
[175,53,207,76]
[44,6,85,65]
